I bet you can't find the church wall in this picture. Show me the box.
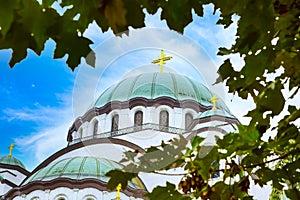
[0,168,28,196]
[119,108,131,129]
[0,169,27,186]
[0,184,12,197]
[98,113,107,135]
[116,129,179,149]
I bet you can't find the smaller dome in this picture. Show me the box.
[196,109,237,120]
[0,156,26,169]
[23,156,144,189]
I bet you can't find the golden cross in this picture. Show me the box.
[116,183,122,200]
[151,50,172,72]
[209,95,219,110]
[8,143,15,158]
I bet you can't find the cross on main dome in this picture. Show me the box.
[151,50,173,72]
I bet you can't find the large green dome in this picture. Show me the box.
[23,156,144,189]
[0,156,26,169]
[94,72,229,111]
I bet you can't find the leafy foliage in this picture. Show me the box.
[146,182,191,200]
[1,0,299,199]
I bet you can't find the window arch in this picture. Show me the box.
[185,113,193,129]
[111,114,119,132]
[159,110,169,129]
[55,195,67,200]
[92,120,99,136]
[83,195,97,200]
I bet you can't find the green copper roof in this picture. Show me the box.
[94,72,229,111]
[196,109,237,120]
[0,156,26,169]
[23,156,144,189]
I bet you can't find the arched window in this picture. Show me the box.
[134,111,143,126]
[111,114,119,132]
[159,110,169,129]
[185,113,193,129]
[134,111,143,131]
[93,120,98,136]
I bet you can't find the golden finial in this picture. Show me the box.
[116,183,122,200]
[209,95,219,110]
[8,143,15,158]
[151,50,172,72]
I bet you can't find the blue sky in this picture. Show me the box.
[0,40,75,162]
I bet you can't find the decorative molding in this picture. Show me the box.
[186,115,240,132]
[186,127,228,140]
[0,163,30,177]
[3,178,147,199]
[1,178,18,188]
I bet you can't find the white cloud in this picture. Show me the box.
[14,120,70,170]
[3,105,69,124]
[6,92,74,171]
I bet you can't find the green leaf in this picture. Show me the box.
[18,3,58,53]
[146,182,191,200]
[123,0,145,29]
[0,0,16,37]
[160,0,193,33]
[0,23,31,67]
[42,0,56,7]
[54,31,94,69]
[285,189,300,200]
[238,125,259,144]
[140,0,160,15]
[191,135,205,151]
[104,0,127,34]
[217,14,233,28]
[106,169,137,190]
[215,59,237,84]
[191,1,204,17]
[257,80,284,116]
[217,47,232,56]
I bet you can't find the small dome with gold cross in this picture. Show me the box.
[0,156,26,169]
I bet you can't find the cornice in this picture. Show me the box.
[3,178,147,199]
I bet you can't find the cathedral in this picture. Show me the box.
[0,51,239,200]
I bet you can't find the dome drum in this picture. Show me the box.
[68,72,234,143]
